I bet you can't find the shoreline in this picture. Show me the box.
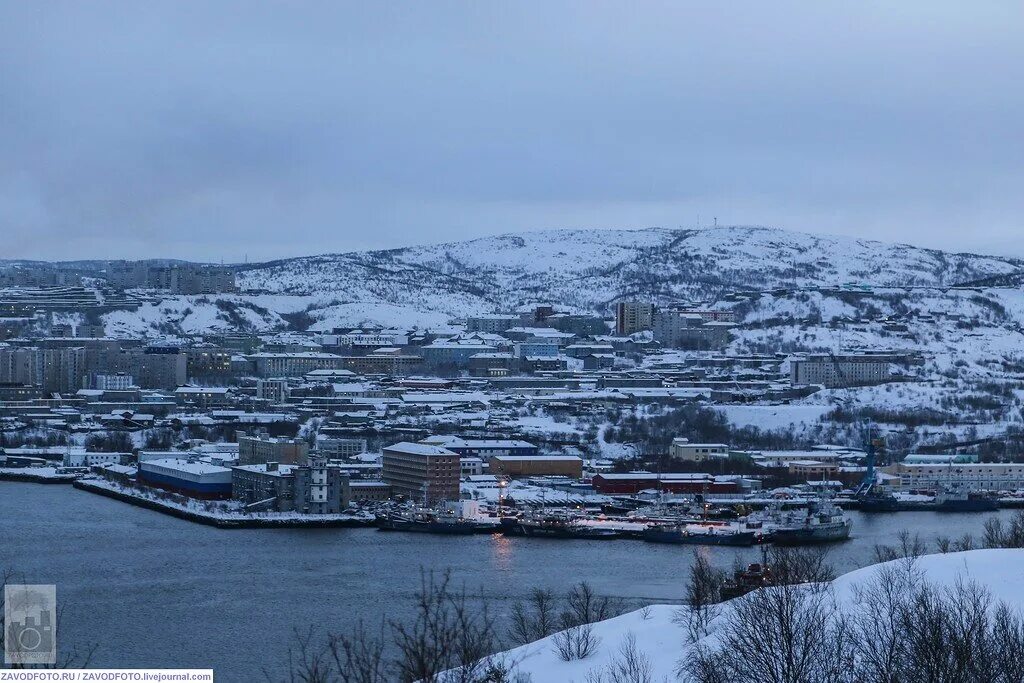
[0,468,78,484]
[70,479,376,529]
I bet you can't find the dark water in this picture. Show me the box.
[1,482,1015,681]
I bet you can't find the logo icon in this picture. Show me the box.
[4,584,56,665]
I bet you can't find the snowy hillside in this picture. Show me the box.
[496,549,1024,683]
[83,225,1024,336]
[237,226,1022,314]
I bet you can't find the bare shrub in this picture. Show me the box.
[872,530,926,565]
[583,632,653,683]
[562,581,622,628]
[850,559,922,683]
[552,623,600,662]
[983,511,1024,548]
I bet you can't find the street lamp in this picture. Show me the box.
[497,479,507,514]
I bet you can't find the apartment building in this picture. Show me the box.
[790,355,891,388]
[615,302,655,335]
[382,442,460,504]
[237,431,309,466]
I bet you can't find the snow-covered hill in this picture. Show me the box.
[494,549,1024,683]
[63,225,1020,336]
[236,226,1023,319]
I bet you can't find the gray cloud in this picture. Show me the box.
[1,1,1022,261]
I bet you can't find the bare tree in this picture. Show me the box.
[872,530,926,565]
[509,589,558,645]
[326,620,388,683]
[850,559,922,683]
[684,579,854,683]
[763,546,835,586]
[677,550,725,642]
[390,570,506,683]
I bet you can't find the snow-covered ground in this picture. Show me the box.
[497,549,1024,682]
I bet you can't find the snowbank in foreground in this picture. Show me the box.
[500,549,1024,683]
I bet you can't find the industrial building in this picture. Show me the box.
[590,472,756,495]
[138,457,233,499]
[488,455,583,478]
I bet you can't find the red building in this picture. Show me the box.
[591,473,742,495]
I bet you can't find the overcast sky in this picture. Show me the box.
[2,2,1022,262]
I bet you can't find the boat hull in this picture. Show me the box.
[772,521,852,545]
[643,529,757,546]
[935,499,998,512]
[378,519,478,534]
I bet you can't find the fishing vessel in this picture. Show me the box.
[642,520,759,546]
[512,511,624,540]
[766,500,852,545]
[377,507,483,534]
[934,486,998,512]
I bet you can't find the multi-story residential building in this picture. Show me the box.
[256,378,290,402]
[460,457,484,477]
[652,311,733,350]
[337,350,423,375]
[315,437,368,459]
[75,324,105,338]
[248,352,346,377]
[320,331,409,354]
[109,262,237,294]
[174,386,231,408]
[237,431,309,466]
[186,347,234,381]
[662,304,737,323]
[420,436,539,459]
[40,347,87,394]
[670,438,730,462]
[512,342,559,358]
[94,373,134,391]
[466,315,518,334]
[615,302,655,335]
[790,355,891,388]
[382,442,460,504]
[420,342,497,369]
[0,347,42,387]
[128,347,188,389]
